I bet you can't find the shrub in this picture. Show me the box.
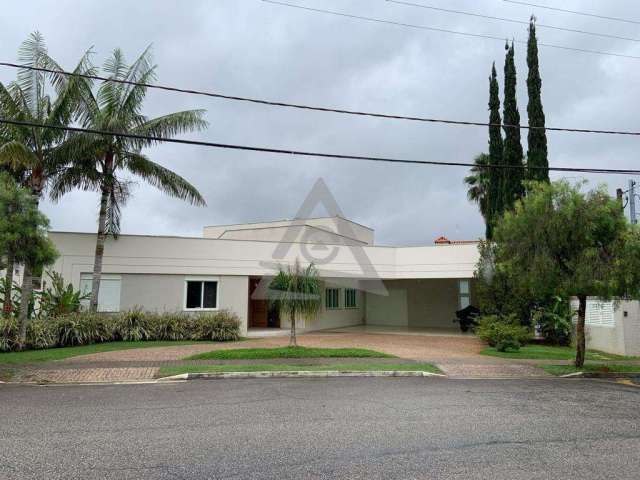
[150,312,189,341]
[26,319,57,350]
[38,272,89,318]
[114,308,151,341]
[56,314,91,346]
[191,310,240,341]
[0,308,241,351]
[532,296,573,346]
[0,316,18,352]
[476,314,531,352]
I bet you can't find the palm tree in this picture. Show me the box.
[464,153,490,216]
[0,32,92,324]
[51,47,208,312]
[464,153,493,238]
[268,261,321,346]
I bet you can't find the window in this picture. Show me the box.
[344,288,357,309]
[458,280,470,309]
[325,288,340,309]
[586,300,614,327]
[185,279,218,310]
[80,274,122,312]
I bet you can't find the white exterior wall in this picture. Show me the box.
[280,282,366,331]
[49,232,479,282]
[203,216,374,245]
[95,273,250,335]
[217,225,364,245]
[48,231,478,334]
[586,300,640,356]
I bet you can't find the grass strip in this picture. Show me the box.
[159,362,440,377]
[481,345,637,361]
[541,364,640,376]
[0,340,213,365]
[186,346,393,361]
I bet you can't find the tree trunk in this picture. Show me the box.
[575,294,587,368]
[90,187,109,312]
[17,188,42,349]
[3,251,15,317]
[289,309,297,347]
[17,262,33,349]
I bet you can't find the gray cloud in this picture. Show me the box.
[1,0,639,246]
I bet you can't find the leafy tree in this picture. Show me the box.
[526,16,549,183]
[51,47,207,312]
[474,239,536,324]
[0,174,57,347]
[491,181,640,367]
[268,261,321,346]
[0,32,91,325]
[464,153,491,233]
[501,41,525,209]
[487,62,504,238]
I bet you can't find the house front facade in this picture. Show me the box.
[48,216,480,336]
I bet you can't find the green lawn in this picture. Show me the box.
[481,345,636,361]
[0,340,212,365]
[541,364,640,376]
[158,362,441,377]
[186,346,393,361]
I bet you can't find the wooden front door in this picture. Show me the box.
[249,278,268,328]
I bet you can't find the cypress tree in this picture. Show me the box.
[487,62,503,239]
[526,16,549,183]
[501,41,525,209]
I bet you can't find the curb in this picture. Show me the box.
[157,370,447,381]
[560,371,640,379]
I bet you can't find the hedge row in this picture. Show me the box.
[0,309,240,352]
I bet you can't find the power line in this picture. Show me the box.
[503,0,640,26]
[2,61,640,137]
[388,0,640,43]
[1,117,639,176]
[261,0,640,60]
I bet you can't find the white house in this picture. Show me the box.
[47,216,480,336]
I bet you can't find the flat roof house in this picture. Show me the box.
[48,216,479,336]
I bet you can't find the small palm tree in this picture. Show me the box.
[52,47,208,312]
[464,153,490,221]
[0,32,92,324]
[268,261,321,346]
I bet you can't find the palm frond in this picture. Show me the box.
[130,110,208,148]
[0,141,39,170]
[49,161,102,201]
[123,152,206,206]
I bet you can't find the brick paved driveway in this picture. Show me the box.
[5,332,549,383]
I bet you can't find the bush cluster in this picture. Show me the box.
[476,314,532,352]
[0,309,240,352]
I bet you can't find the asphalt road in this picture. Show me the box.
[1,378,639,480]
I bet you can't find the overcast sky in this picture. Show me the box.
[1,0,639,245]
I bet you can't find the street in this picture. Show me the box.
[1,378,639,479]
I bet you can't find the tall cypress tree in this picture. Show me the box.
[501,41,525,209]
[526,16,549,183]
[487,62,503,239]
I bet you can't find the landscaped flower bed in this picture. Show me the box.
[0,309,240,352]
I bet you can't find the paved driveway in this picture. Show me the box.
[62,331,486,363]
[3,331,550,383]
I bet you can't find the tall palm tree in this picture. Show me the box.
[0,32,92,324]
[52,47,208,312]
[268,261,321,346]
[464,153,491,233]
